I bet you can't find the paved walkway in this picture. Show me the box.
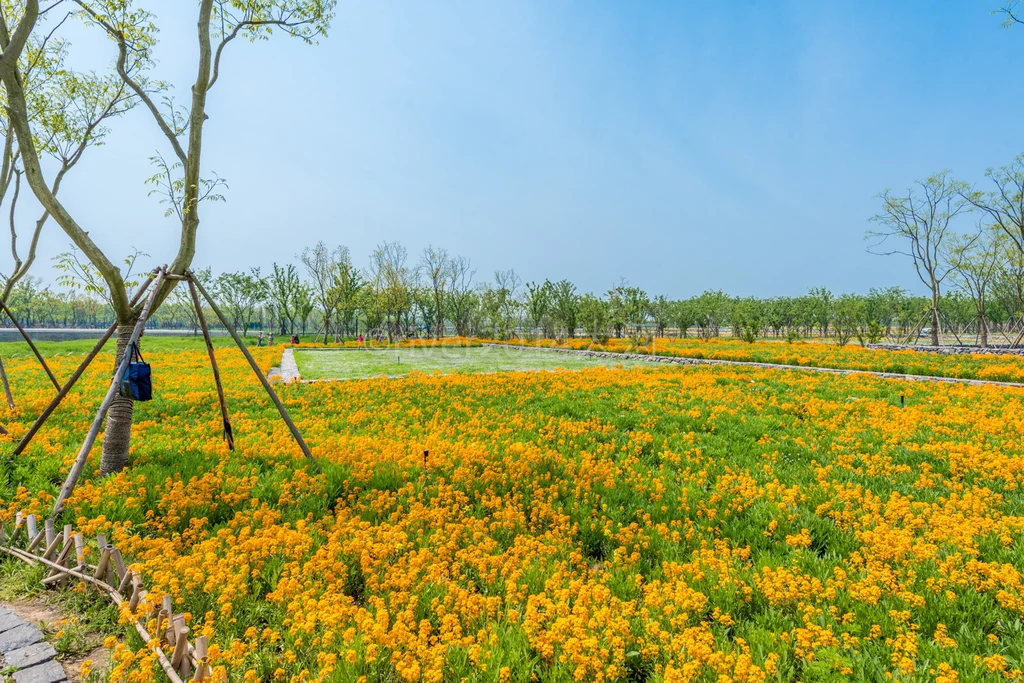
[268,347,301,383]
[0,605,66,683]
[485,344,1024,389]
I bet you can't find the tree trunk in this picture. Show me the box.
[930,301,940,347]
[100,323,137,475]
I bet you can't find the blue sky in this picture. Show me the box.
[19,0,1024,297]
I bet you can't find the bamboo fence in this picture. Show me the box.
[0,511,210,683]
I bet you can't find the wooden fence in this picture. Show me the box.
[0,511,208,683]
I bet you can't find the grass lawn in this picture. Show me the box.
[293,345,648,379]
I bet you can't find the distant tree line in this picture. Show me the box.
[7,235,1024,348]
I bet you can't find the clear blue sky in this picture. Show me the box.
[20,0,1024,298]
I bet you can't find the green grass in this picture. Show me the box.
[293,346,649,380]
[0,333,271,360]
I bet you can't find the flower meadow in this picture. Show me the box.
[1,340,1024,682]
[493,337,1024,384]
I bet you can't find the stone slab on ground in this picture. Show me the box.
[11,659,66,683]
[4,642,59,671]
[0,610,25,633]
[0,623,42,653]
[278,347,300,382]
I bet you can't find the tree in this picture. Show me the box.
[492,269,522,339]
[997,1,1024,28]
[950,227,1004,347]
[578,293,609,343]
[215,268,267,336]
[525,280,553,338]
[551,280,579,339]
[964,154,1024,256]
[807,286,834,337]
[419,246,453,339]
[300,242,349,343]
[868,172,972,345]
[447,256,476,337]
[368,241,414,341]
[268,263,303,335]
[0,0,334,475]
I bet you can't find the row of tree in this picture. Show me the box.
[10,239,1024,348]
[868,153,1024,347]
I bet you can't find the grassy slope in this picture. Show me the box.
[293,346,647,379]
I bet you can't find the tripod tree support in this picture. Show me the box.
[0,356,13,410]
[187,279,234,451]
[189,273,318,470]
[53,267,167,514]
[0,298,61,391]
[12,272,157,458]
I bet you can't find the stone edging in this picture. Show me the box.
[866,343,1024,357]
[484,344,1024,388]
[0,605,66,683]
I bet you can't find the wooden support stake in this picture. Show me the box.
[74,533,84,567]
[25,514,36,543]
[170,617,187,667]
[111,547,126,581]
[44,519,54,549]
[190,274,318,469]
[0,298,60,391]
[26,529,45,554]
[53,268,167,514]
[176,626,191,678]
[0,355,13,410]
[41,535,61,561]
[128,576,142,611]
[94,546,112,581]
[14,273,157,457]
[118,567,133,594]
[192,636,208,681]
[187,279,234,450]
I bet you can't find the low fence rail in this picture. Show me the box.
[0,511,209,683]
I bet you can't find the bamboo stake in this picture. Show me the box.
[192,637,208,681]
[111,547,126,581]
[44,519,54,548]
[0,544,187,683]
[0,298,60,391]
[94,545,112,580]
[190,274,318,468]
[25,514,36,542]
[52,268,167,514]
[0,355,13,410]
[13,272,157,457]
[187,279,234,450]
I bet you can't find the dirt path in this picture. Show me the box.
[484,344,1024,389]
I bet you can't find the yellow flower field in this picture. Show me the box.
[1,341,1024,682]
[491,337,1024,383]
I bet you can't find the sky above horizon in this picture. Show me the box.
[11,0,1024,298]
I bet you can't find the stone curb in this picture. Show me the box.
[0,606,66,683]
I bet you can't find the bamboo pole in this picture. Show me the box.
[187,279,234,450]
[52,267,167,514]
[0,355,13,409]
[190,274,318,468]
[0,298,60,391]
[13,272,157,457]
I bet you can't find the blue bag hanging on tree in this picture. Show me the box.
[119,342,152,401]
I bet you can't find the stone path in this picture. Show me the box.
[272,347,300,383]
[0,605,65,683]
[485,344,1024,389]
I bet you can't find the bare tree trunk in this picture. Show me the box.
[100,323,137,475]
[931,287,941,346]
